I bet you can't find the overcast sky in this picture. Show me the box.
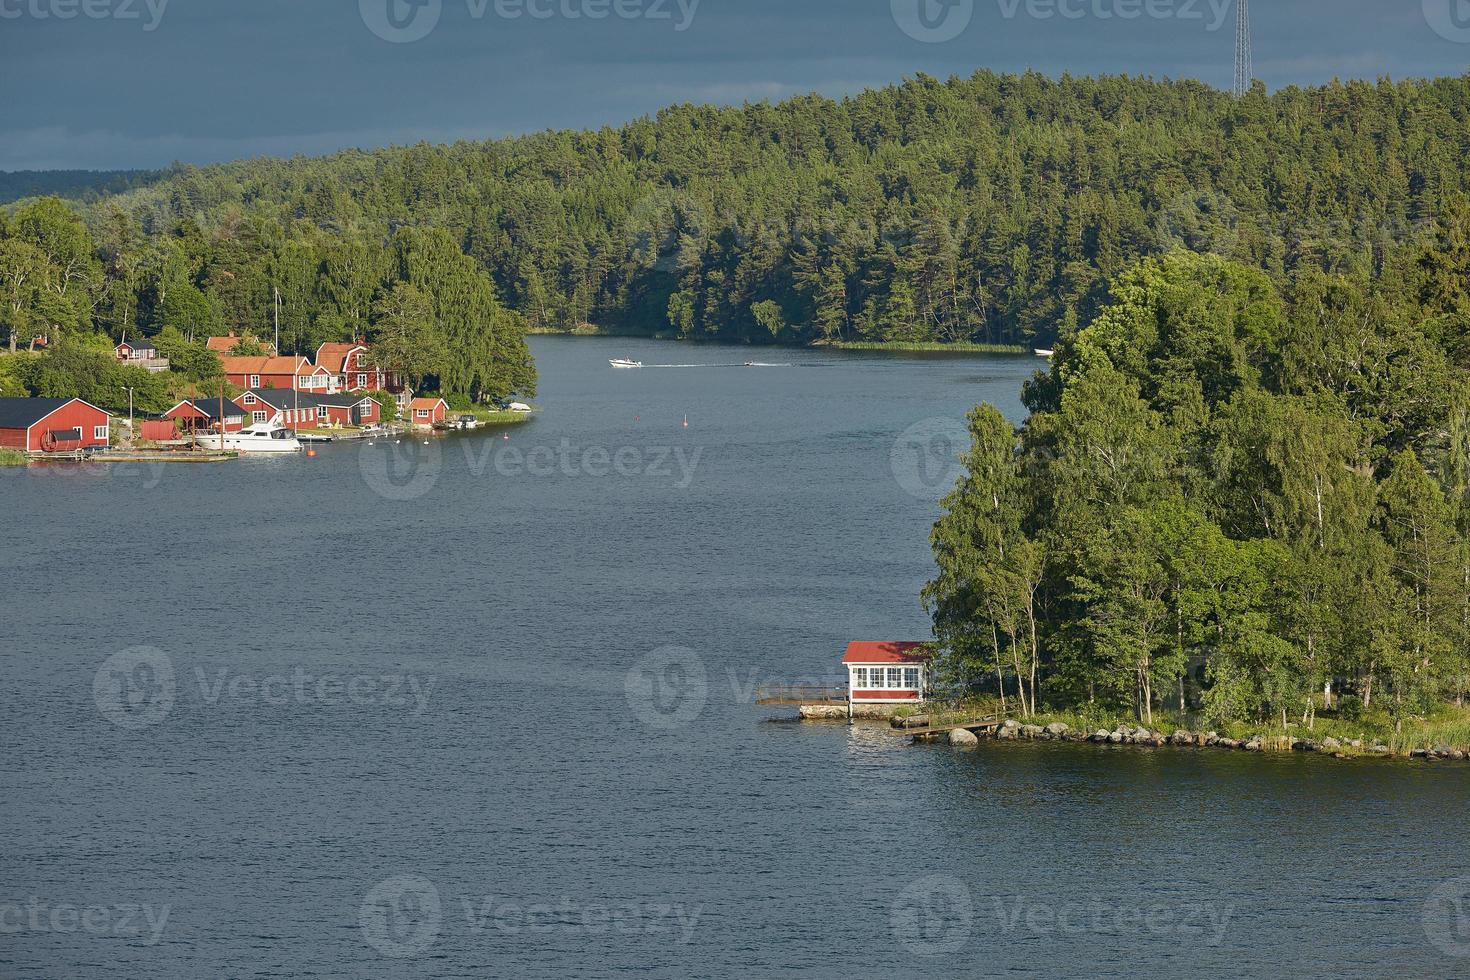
[1,0,1467,170]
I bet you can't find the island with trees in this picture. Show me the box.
[922,205,1470,757]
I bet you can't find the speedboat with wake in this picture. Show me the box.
[609,358,643,369]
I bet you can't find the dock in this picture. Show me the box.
[754,685,848,706]
[887,714,1002,737]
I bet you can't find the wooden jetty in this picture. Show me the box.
[755,685,849,706]
[888,714,1002,738]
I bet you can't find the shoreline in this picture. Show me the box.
[893,715,1470,763]
[527,330,1030,355]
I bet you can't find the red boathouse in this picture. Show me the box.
[843,641,928,704]
[0,397,112,453]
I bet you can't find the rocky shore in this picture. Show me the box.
[893,716,1470,762]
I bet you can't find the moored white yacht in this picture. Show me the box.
[609,358,643,369]
[195,419,303,454]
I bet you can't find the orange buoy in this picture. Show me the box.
[306,449,317,458]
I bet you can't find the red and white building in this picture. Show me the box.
[218,355,339,394]
[0,397,112,453]
[235,389,381,429]
[406,397,448,428]
[843,641,928,704]
[316,341,404,394]
[163,397,246,434]
[115,339,170,373]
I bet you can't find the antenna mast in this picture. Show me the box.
[1233,0,1252,97]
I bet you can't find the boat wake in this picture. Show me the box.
[645,362,795,369]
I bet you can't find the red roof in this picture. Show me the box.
[316,342,367,374]
[842,641,927,665]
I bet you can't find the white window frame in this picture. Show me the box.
[317,406,329,419]
[356,373,367,388]
[253,411,267,423]
[250,375,260,388]
[93,425,108,440]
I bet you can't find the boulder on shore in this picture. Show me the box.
[1322,736,1342,750]
[1091,729,1110,742]
[949,727,980,747]
[1044,722,1070,737]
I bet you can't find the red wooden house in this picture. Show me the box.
[843,641,928,704]
[218,355,337,394]
[406,397,448,428]
[0,397,112,453]
[315,341,405,394]
[115,339,170,373]
[163,397,246,433]
[235,389,380,429]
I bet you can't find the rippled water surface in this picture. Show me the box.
[3,337,1467,978]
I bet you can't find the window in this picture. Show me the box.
[356,373,367,388]
[93,425,108,441]
[851,668,867,689]
[355,353,366,368]
[250,375,260,388]
[887,667,903,689]
[903,667,920,690]
[253,411,267,423]
[243,394,256,405]
[317,406,328,419]
[416,409,429,418]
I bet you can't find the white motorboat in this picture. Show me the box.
[1034,348,1055,358]
[609,358,643,369]
[195,420,302,454]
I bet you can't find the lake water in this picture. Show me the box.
[3,337,1467,978]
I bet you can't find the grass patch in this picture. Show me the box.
[814,339,1030,354]
[0,448,28,466]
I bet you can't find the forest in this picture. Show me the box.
[924,196,1470,733]
[12,70,1470,351]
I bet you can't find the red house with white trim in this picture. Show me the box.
[234,389,380,429]
[407,397,448,428]
[843,641,928,704]
[316,341,405,396]
[115,339,170,373]
[218,355,337,393]
[0,397,112,453]
[163,397,246,434]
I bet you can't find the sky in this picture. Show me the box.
[0,0,1467,170]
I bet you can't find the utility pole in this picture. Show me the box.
[274,286,281,356]
[120,386,134,429]
[1234,0,1252,98]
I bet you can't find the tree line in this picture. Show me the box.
[28,70,1470,348]
[0,197,536,414]
[924,200,1470,729]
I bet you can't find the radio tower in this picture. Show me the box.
[1233,0,1252,97]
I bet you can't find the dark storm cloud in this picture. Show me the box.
[0,0,1466,169]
